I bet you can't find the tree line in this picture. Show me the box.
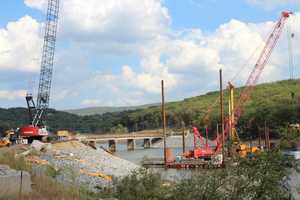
[0,79,299,137]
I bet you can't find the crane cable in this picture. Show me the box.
[200,15,295,127]
[287,24,295,99]
[201,44,263,126]
[200,28,273,127]
[278,23,295,99]
[287,24,295,81]
[231,42,265,83]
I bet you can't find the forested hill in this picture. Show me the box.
[1,79,300,136]
[65,103,159,116]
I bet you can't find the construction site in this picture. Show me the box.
[0,0,300,200]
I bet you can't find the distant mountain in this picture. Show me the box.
[65,104,159,116]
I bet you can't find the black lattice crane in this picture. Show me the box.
[21,0,60,138]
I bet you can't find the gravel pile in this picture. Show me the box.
[40,141,139,192]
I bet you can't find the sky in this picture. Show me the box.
[0,0,299,109]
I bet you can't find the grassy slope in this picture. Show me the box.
[65,103,159,116]
[124,79,300,129]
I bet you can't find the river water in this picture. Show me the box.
[98,141,192,164]
[97,141,300,198]
[97,141,198,181]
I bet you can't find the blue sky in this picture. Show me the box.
[0,0,299,109]
[1,1,42,26]
[166,0,298,30]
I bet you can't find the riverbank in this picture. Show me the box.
[1,139,300,199]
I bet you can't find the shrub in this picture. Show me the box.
[113,151,291,200]
[114,169,170,200]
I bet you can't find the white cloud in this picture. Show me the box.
[69,12,300,106]
[26,0,170,45]
[7,1,299,108]
[0,90,26,100]
[87,72,157,106]
[24,0,47,10]
[81,99,101,106]
[121,65,177,93]
[0,16,42,72]
[52,89,79,101]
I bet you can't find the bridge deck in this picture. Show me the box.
[81,131,164,141]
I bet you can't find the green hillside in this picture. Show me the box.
[65,103,159,116]
[0,79,299,136]
[112,79,300,138]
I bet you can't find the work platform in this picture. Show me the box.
[142,157,223,169]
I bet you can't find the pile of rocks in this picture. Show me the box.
[34,140,139,192]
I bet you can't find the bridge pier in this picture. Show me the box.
[127,139,135,151]
[88,140,96,149]
[143,138,151,149]
[108,140,116,152]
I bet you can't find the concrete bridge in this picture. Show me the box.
[79,130,164,152]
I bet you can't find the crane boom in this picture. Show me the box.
[209,11,292,154]
[190,11,292,158]
[34,0,60,126]
[234,11,292,120]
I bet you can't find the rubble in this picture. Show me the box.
[29,140,139,192]
[31,140,52,152]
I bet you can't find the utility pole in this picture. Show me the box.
[264,120,270,150]
[182,121,186,154]
[161,80,167,166]
[219,69,225,164]
[217,123,219,141]
[258,127,262,148]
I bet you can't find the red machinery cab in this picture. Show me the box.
[20,125,48,138]
[193,148,214,159]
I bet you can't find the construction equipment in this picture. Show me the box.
[79,169,112,181]
[191,127,214,158]
[20,0,60,140]
[232,11,292,126]
[0,130,13,148]
[214,11,293,154]
[228,82,259,158]
[56,130,72,141]
[228,82,239,144]
[191,11,293,159]
[0,138,10,147]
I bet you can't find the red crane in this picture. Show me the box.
[192,11,293,157]
[20,0,60,140]
[233,11,293,121]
